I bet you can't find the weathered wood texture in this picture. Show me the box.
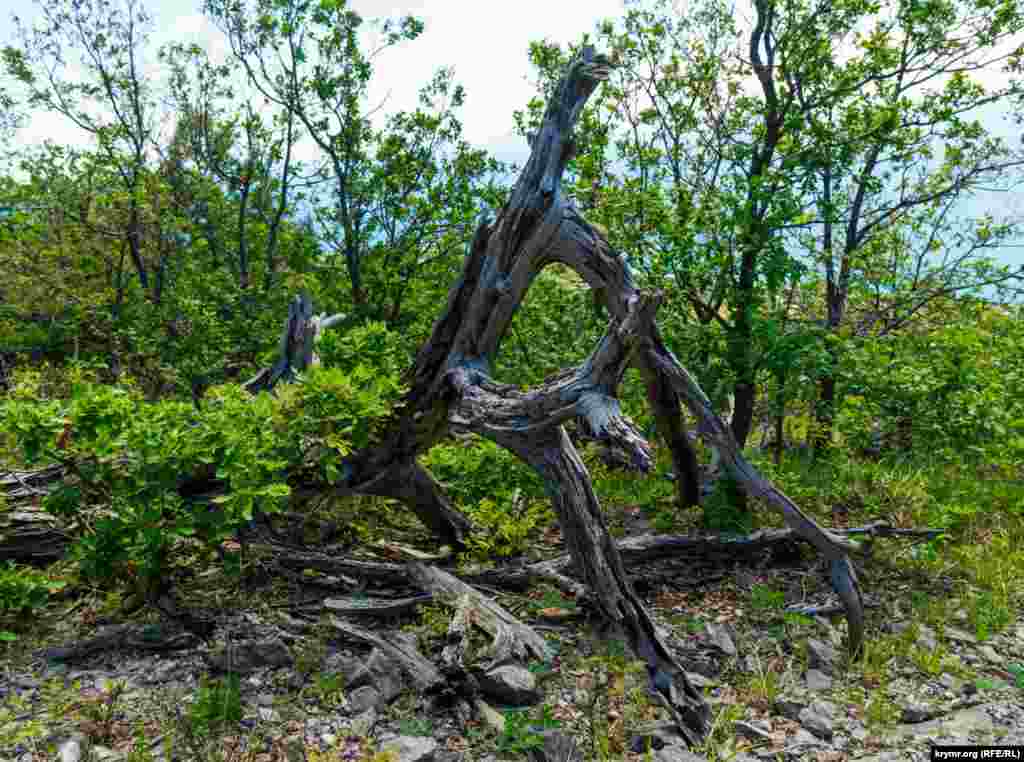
[0,47,875,749]
[317,46,864,743]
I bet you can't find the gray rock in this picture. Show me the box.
[347,685,381,713]
[477,664,541,706]
[704,622,737,657]
[944,626,978,644]
[340,648,405,705]
[773,697,807,722]
[805,669,833,690]
[528,731,583,762]
[254,692,275,706]
[378,735,438,762]
[797,707,834,740]
[433,753,466,762]
[58,734,88,762]
[791,727,824,745]
[653,747,708,762]
[889,621,911,635]
[900,701,933,723]
[805,638,839,675]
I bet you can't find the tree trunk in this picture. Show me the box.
[644,376,701,507]
[6,46,868,749]
[813,372,836,455]
[320,46,860,743]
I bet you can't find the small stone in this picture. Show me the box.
[900,702,932,723]
[704,622,738,657]
[347,685,380,713]
[378,736,438,762]
[798,707,834,741]
[806,638,840,675]
[254,692,275,706]
[477,664,541,706]
[58,734,87,762]
[805,669,832,691]
[257,707,279,722]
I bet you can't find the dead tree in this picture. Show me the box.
[0,48,868,748]
[249,47,864,745]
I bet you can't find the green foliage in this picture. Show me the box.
[701,474,755,534]
[0,348,404,592]
[749,584,785,611]
[460,495,554,560]
[496,705,560,755]
[316,320,410,380]
[422,437,543,507]
[0,562,65,640]
[421,437,552,559]
[187,673,242,737]
[310,672,345,709]
[969,590,1013,642]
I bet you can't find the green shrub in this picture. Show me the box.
[187,673,242,736]
[0,562,65,641]
[0,347,405,594]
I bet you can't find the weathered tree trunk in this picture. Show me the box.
[245,47,862,746]
[0,47,868,749]
[303,47,862,745]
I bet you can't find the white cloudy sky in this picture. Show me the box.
[2,0,628,170]
[3,0,1023,269]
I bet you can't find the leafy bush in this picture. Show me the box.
[422,437,553,559]
[187,673,242,736]
[0,341,406,593]
[0,562,65,641]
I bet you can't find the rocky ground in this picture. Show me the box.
[2,519,1023,762]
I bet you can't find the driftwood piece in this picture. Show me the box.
[1,466,72,564]
[407,562,552,667]
[1,46,902,748]
[328,617,443,691]
[39,623,200,663]
[0,508,70,564]
[323,593,434,617]
[243,293,343,393]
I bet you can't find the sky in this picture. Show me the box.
[1,0,628,172]
[3,0,1023,272]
